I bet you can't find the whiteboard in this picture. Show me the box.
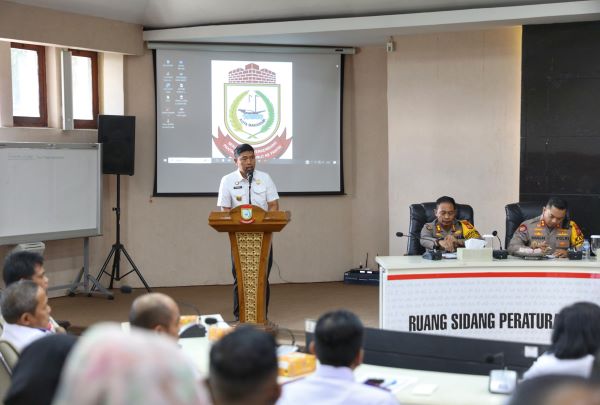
[0,142,102,245]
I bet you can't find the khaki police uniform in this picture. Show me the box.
[508,215,584,255]
[420,219,481,251]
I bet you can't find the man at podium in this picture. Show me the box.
[217,143,279,320]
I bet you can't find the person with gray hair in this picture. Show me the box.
[129,293,180,340]
[1,280,51,351]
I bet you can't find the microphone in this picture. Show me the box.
[492,230,503,250]
[246,169,254,205]
[396,231,442,260]
[492,230,508,259]
[176,300,206,338]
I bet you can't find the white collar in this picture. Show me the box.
[313,364,355,381]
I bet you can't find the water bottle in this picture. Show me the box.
[583,240,591,260]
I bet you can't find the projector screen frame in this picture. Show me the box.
[150,44,347,197]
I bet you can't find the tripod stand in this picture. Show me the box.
[95,174,151,292]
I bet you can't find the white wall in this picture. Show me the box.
[387,27,522,254]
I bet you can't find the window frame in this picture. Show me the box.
[10,43,48,127]
[70,49,99,129]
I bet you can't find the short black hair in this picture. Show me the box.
[314,310,364,367]
[234,143,254,158]
[1,280,40,324]
[550,302,600,359]
[546,197,568,211]
[3,251,44,286]
[436,196,456,209]
[209,326,277,401]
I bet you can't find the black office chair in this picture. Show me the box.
[504,201,570,248]
[407,202,475,255]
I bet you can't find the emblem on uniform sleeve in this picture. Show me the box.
[240,204,255,224]
[460,220,473,230]
[518,225,527,232]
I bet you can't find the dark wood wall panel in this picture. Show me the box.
[521,21,600,235]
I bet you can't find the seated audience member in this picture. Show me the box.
[420,196,481,252]
[209,326,280,405]
[51,323,211,405]
[277,310,398,405]
[4,334,77,405]
[1,280,51,352]
[523,302,600,380]
[129,292,180,340]
[508,197,584,258]
[3,251,65,332]
[507,375,598,405]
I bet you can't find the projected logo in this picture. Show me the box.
[212,61,292,160]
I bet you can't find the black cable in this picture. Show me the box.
[276,327,296,346]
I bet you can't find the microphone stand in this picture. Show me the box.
[396,232,442,260]
[492,231,508,259]
[247,169,253,205]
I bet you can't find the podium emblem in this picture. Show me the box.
[240,204,255,224]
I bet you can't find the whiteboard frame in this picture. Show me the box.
[0,142,102,245]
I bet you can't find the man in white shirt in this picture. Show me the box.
[129,292,181,340]
[278,310,398,405]
[3,250,65,333]
[208,326,280,405]
[1,280,51,352]
[217,143,279,320]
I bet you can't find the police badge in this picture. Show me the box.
[240,204,255,224]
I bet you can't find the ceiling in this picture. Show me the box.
[10,0,600,46]
[8,0,581,27]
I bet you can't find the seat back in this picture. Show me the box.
[0,340,18,405]
[407,202,474,255]
[0,340,19,372]
[0,357,10,405]
[505,202,571,248]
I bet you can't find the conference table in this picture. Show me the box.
[376,255,600,344]
[179,334,506,405]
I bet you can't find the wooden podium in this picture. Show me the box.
[208,205,290,324]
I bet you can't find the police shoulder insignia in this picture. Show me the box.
[518,224,527,232]
[571,221,583,236]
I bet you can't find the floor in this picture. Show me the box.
[50,282,379,338]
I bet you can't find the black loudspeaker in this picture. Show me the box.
[98,115,135,175]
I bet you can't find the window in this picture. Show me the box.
[71,50,99,129]
[11,43,47,127]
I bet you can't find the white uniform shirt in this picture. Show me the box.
[217,169,279,211]
[277,364,399,405]
[1,323,50,352]
[523,352,594,380]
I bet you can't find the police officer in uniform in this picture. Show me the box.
[217,143,279,321]
[420,196,481,252]
[508,197,584,257]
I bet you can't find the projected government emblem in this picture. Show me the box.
[212,61,292,160]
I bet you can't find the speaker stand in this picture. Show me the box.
[94,174,151,292]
